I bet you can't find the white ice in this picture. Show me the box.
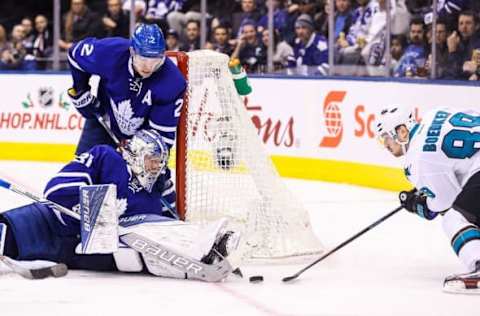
[0,161,477,316]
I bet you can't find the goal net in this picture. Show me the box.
[168,50,324,263]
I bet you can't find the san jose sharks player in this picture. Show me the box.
[67,23,186,155]
[375,106,480,294]
[0,130,240,281]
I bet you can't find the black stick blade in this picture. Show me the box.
[282,275,299,283]
[29,263,68,279]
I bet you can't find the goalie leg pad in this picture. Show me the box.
[119,214,229,261]
[118,215,238,281]
[120,232,233,282]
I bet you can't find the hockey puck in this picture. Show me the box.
[249,275,264,283]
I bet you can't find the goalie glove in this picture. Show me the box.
[399,189,438,220]
[67,87,101,119]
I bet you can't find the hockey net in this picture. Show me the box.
[168,50,324,263]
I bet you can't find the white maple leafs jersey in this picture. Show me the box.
[404,107,480,213]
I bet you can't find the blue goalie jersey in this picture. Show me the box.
[68,37,187,149]
[44,145,176,227]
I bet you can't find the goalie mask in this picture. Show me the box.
[375,106,417,155]
[123,129,169,192]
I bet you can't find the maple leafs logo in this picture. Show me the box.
[110,98,144,136]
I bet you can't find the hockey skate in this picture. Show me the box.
[202,230,241,265]
[443,261,480,294]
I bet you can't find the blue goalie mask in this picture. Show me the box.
[123,129,169,192]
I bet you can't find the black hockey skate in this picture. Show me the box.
[201,231,240,265]
[443,261,480,294]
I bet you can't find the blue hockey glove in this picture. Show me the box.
[67,87,101,119]
[399,189,437,220]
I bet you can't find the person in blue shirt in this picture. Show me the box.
[67,23,187,155]
[394,18,427,77]
[287,13,329,75]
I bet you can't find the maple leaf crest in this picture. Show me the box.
[110,98,144,136]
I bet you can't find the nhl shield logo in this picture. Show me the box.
[38,87,54,108]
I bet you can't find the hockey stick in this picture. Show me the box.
[95,114,122,145]
[0,178,234,282]
[0,178,80,220]
[282,205,404,283]
[0,255,68,280]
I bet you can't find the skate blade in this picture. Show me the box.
[443,279,480,295]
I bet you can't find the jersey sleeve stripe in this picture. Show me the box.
[44,181,89,199]
[161,136,175,145]
[68,51,86,72]
[149,120,178,133]
[162,184,175,196]
[447,2,461,11]
[51,172,93,185]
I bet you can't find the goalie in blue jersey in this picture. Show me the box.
[67,23,186,155]
[0,130,240,282]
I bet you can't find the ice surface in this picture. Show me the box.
[0,161,477,316]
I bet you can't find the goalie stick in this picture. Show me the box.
[0,255,68,280]
[0,177,235,282]
[282,205,404,283]
[0,178,81,220]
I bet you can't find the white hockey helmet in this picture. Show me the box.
[375,106,417,146]
[123,129,169,192]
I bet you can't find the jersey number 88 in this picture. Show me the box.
[442,112,480,159]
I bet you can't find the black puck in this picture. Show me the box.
[249,275,264,283]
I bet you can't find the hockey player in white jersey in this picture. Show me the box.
[375,106,480,294]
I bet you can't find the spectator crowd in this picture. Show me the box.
[1,0,480,80]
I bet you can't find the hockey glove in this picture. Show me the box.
[399,189,438,220]
[68,87,101,119]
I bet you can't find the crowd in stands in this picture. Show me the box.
[1,0,480,80]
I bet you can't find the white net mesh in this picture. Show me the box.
[176,50,324,263]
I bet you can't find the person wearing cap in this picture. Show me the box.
[287,13,329,75]
[66,23,187,155]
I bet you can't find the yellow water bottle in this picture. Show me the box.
[228,58,252,96]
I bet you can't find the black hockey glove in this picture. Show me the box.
[399,189,437,220]
[67,87,101,119]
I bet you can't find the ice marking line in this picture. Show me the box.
[213,283,289,316]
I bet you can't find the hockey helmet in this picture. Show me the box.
[131,23,166,75]
[123,129,169,192]
[375,106,417,146]
[131,23,166,58]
